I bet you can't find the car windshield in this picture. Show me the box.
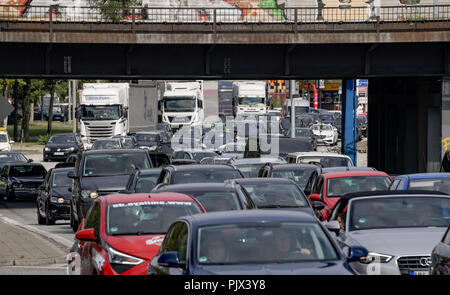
[52,172,72,187]
[48,134,75,144]
[173,170,243,184]
[80,105,120,120]
[295,129,311,138]
[106,200,203,235]
[92,140,121,149]
[271,168,317,190]
[10,165,46,177]
[0,134,7,142]
[350,197,450,231]
[327,176,392,197]
[134,174,160,193]
[82,152,151,177]
[319,114,334,121]
[136,134,159,142]
[0,153,27,163]
[407,178,450,194]
[299,156,352,167]
[238,97,265,106]
[163,97,196,112]
[312,125,332,131]
[295,106,309,115]
[197,222,339,264]
[181,191,241,212]
[120,138,135,148]
[234,163,266,178]
[239,183,307,208]
[191,152,218,162]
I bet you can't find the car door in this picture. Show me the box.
[327,199,349,249]
[151,221,189,275]
[38,170,52,216]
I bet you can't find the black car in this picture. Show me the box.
[303,166,377,196]
[43,133,82,162]
[152,182,256,212]
[135,132,163,150]
[0,152,32,170]
[286,127,318,151]
[91,138,122,150]
[112,135,137,149]
[36,167,73,225]
[0,163,47,201]
[225,178,323,214]
[430,225,450,275]
[122,168,162,194]
[68,149,152,232]
[258,163,320,191]
[148,151,171,168]
[171,149,218,164]
[156,164,244,186]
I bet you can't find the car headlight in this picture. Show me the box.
[107,245,144,265]
[50,197,65,203]
[44,147,50,152]
[360,252,393,264]
[66,147,75,152]
[81,190,98,199]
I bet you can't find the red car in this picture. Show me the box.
[74,192,206,275]
[307,170,392,221]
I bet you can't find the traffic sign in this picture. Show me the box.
[0,95,14,122]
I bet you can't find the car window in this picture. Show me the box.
[239,183,308,208]
[390,179,401,190]
[327,176,391,197]
[407,178,450,195]
[173,170,243,184]
[162,222,189,263]
[9,165,46,177]
[184,191,241,212]
[82,152,151,177]
[135,175,159,193]
[85,201,101,237]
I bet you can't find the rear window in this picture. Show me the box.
[173,170,243,184]
[83,152,151,177]
[408,178,450,195]
[182,191,241,212]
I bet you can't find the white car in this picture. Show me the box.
[0,132,13,152]
[311,123,338,145]
[285,152,354,167]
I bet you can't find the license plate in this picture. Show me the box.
[409,270,429,275]
[173,117,188,123]
[53,152,64,155]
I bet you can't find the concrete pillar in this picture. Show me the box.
[442,78,450,163]
[341,79,357,166]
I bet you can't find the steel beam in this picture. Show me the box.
[341,79,357,166]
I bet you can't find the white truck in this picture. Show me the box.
[160,81,204,131]
[232,81,267,117]
[78,82,159,147]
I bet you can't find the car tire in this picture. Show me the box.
[45,204,55,225]
[70,208,79,232]
[37,205,46,225]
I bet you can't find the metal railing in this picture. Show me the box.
[1,5,449,26]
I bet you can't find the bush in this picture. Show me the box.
[37,133,52,145]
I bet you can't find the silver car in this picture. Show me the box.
[324,191,450,275]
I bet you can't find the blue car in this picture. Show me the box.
[148,210,368,275]
[389,173,450,195]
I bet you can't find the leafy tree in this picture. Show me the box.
[89,0,139,22]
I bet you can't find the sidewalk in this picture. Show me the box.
[0,219,67,267]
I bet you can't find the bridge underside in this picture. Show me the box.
[0,42,449,79]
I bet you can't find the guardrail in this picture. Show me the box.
[0,5,449,29]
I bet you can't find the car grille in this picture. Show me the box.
[397,256,431,275]
[86,125,114,140]
[22,182,41,188]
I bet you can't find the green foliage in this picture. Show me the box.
[37,133,52,145]
[91,0,139,22]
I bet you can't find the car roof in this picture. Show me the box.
[155,182,235,192]
[229,157,285,164]
[83,149,145,154]
[101,192,198,204]
[287,152,351,158]
[321,167,376,173]
[321,170,390,179]
[138,168,162,175]
[167,164,237,171]
[342,190,448,201]
[228,177,296,185]
[269,163,320,171]
[182,210,317,227]
[51,167,74,173]
[398,173,450,179]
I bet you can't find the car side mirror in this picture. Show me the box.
[38,184,45,190]
[347,246,369,262]
[312,201,325,211]
[67,170,78,179]
[27,159,33,163]
[157,251,184,268]
[309,194,320,201]
[75,228,96,241]
[324,220,341,234]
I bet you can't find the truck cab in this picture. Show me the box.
[232,81,267,116]
[160,81,204,131]
[78,83,129,148]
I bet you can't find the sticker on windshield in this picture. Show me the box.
[358,218,367,224]
[199,256,208,263]
[110,227,118,232]
[111,201,193,208]
[146,235,165,246]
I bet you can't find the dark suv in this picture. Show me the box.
[68,149,152,232]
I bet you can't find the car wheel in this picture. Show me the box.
[45,204,55,225]
[71,208,79,232]
[37,203,46,225]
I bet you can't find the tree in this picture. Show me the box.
[44,79,57,135]
[89,0,139,22]
[20,79,32,141]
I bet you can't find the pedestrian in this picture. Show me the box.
[441,150,450,172]
[141,4,148,20]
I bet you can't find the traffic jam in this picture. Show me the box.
[1,80,449,276]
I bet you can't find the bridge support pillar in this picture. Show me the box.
[442,78,450,165]
[341,79,357,166]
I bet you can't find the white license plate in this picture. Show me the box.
[53,152,65,155]
[410,270,429,275]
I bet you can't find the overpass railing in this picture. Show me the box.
[1,5,449,26]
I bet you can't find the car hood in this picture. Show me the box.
[45,143,77,149]
[80,175,130,192]
[194,261,354,275]
[11,176,44,183]
[346,227,447,256]
[50,187,72,199]
[108,234,165,259]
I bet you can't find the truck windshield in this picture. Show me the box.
[163,97,196,112]
[238,97,265,106]
[80,105,120,120]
